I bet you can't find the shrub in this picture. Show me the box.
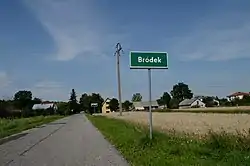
[169,98,179,109]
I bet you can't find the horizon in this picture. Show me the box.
[0,0,250,101]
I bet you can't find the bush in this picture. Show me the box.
[57,102,70,115]
[21,108,33,118]
[169,98,179,109]
[0,106,22,119]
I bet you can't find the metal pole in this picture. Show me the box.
[116,43,123,116]
[148,69,153,139]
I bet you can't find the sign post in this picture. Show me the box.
[130,51,168,139]
[91,103,98,114]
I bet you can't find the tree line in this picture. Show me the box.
[131,82,193,109]
[0,88,137,118]
[131,82,250,109]
[0,90,44,118]
[1,82,250,118]
[71,82,250,112]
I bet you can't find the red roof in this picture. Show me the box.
[228,92,250,97]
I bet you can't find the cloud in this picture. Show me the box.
[0,71,11,88]
[169,12,250,61]
[34,81,63,89]
[23,0,128,61]
[32,81,68,101]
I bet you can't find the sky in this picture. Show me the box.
[0,0,250,101]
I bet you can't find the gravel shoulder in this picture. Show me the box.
[104,112,250,135]
[0,113,128,166]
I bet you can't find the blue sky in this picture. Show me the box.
[0,0,250,101]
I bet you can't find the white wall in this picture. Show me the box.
[228,95,244,101]
[191,99,206,108]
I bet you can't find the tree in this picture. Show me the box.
[203,96,216,107]
[109,98,119,112]
[169,98,179,109]
[123,100,132,111]
[33,97,42,104]
[157,99,163,106]
[79,93,104,114]
[218,98,230,106]
[132,93,142,102]
[158,92,171,108]
[235,96,250,106]
[90,93,104,113]
[69,89,79,114]
[57,102,70,115]
[14,90,33,110]
[170,82,193,103]
[79,93,90,111]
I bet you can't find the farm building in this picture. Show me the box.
[179,98,205,109]
[32,103,58,111]
[133,101,159,111]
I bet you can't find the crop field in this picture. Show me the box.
[172,106,250,112]
[104,111,250,135]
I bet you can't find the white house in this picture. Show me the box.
[227,92,250,101]
[32,103,58,111]
[133,101,159,111]
[102,98,111,114]
[179,98,206,109]
[195,96,220,106]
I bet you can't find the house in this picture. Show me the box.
[102,98,111,114]
[32,103,58,111]
[227,92,250,101]
[179,98,206,109]
[133,101,159,111]
[195,96,220,106]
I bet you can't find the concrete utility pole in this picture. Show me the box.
[115,43,123,116]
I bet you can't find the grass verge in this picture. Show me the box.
[0,115,64,138]
[88,115,250,166]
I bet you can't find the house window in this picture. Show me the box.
[106,106,110,109]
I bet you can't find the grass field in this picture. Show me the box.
[0,115,64,139]
[88,115,250,166]
[104,112,250,135]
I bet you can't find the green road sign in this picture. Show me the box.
[130,51,168,69]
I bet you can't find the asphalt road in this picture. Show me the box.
[0,113,129,166]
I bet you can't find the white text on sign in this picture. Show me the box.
[138,57,162,63]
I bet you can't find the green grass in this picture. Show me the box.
[88,115,250,166]
[0,115,64,138]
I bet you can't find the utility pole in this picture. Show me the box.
[115,43,123,116]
